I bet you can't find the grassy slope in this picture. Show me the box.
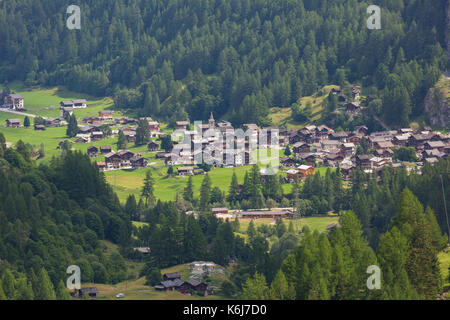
[438,249,450,288]
[0,82,116,161]
[269,85,339,129]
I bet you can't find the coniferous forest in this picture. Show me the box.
[0,0,449,302]
[0,0,448,126]
[0,132,448,300]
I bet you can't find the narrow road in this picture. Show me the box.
[0,108,37,118]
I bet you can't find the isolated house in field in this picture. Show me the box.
[72,99,87,108]
[147,141,159,152]
[77,287,98,299]
[60,99,87,109]
[5,118,20,128]
[4,94,24,110]
[34,124,46,131]
[177,166,194,176]
[87,146,98,158]
[100,145,112,154]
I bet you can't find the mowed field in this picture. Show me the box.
[105,165,253,202]
[0,81,114,118]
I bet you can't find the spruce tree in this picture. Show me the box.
[34,268,56,300]
[141,170,155,208]
[199,173,211,211]
[117,130,127,150]
[227,171,240,205]
[183,175,194,203]
[56,280,71,300]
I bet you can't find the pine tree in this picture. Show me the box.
[1,270,15,299]
[184,215,207,261]
[135,119,150,146]
[141,170,155,208]
[66,114,79,138]
[56,280,71,300]
[269,270,289,300]
[199,173,211,211]
[24,116,30,127]
[227,171,240,205]
[125,194,138,220]
[15,278,34,300]
[241,272,269,300]
[0,280,6,300]
[406,216,441,299]
[34,268,56,300]
[183,176,194,203]
[117,130,127,150]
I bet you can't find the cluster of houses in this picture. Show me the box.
[88,145,149,170]
[160,113,278,169]
[330,85,363,115]
[279,125,450,179]
[154,272,211,295]
[209,208,295,220]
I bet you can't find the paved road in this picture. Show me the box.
[0,108,37,118]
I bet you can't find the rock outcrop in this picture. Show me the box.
[424,76,450,128]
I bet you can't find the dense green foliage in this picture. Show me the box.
[0,0,447,126]
[0,133,131,299]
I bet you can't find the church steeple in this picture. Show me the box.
[209,111,215,128]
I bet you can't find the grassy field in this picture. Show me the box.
[0,82,117,161]
[1,81,114,118]
[237,215,339,234]
[105,165,253,202]
[438,248,450,287]
[269,85,339,128]
[79,255,227,300]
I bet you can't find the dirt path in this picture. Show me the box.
[0,108,37,118]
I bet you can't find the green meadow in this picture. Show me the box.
[105,165,253,202]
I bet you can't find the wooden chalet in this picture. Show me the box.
[5,118,20,128]
[87,146,98,158]
[77,287,98,299]
[177,166,194,176]
[147,141,159,151]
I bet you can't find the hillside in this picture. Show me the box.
[0,0,447,126]
[269,85,339,128]
[424,74,450,130]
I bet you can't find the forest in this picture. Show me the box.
[0,0,448,126]
[0,129,449,299]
